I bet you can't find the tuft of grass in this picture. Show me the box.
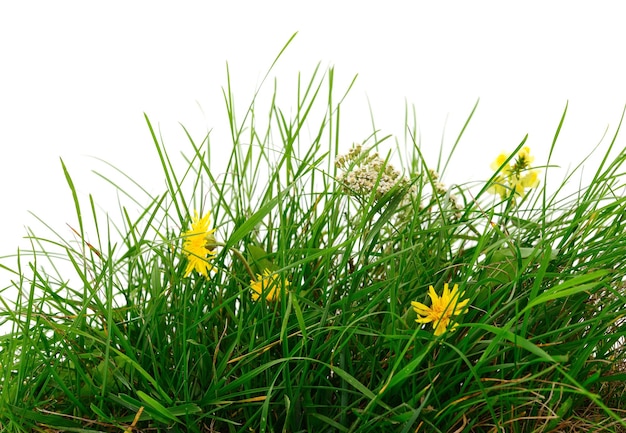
[2,36,626,432]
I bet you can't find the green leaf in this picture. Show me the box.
[474,323,556,362]
[225,189,289,249]
[330,364,376,401]
[525,269,608,310]
[247,244,276,273]
[137,390,180,424]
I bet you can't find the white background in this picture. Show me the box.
[2,2,626,291]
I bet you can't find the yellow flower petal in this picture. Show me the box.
[521,170,539,188]
[411,300,430,313]
[250,269,290,302]
[182,210,217,278]
[490,153,509,171]
[427,286,439,304]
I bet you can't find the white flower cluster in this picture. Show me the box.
[335,144,413,199]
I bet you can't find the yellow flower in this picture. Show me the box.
[516,146,535,169]
[490,153,510,171]
[488,147,539,200]
[250,268,289,302]
[487,174,509,200]
[182,210,217,277]
[509,170,540,197]
[411,283,469,336]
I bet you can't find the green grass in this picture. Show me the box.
[2,36,626,432]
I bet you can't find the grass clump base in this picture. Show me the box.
[2,41,626,432]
